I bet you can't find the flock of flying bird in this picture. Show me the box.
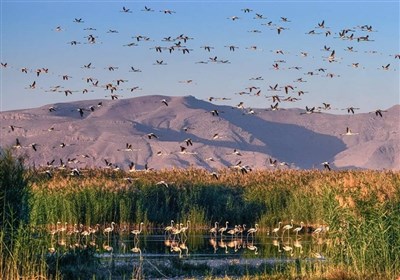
[1,5,399,172]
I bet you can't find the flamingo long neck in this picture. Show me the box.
[139,223,143,233]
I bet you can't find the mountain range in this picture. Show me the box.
[1,95,399,171]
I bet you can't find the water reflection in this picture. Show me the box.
[131,238,142,260]
[42,223,331,263]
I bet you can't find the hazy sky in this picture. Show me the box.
[1,0,399,113]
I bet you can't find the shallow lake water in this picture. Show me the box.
[47,226,328,263]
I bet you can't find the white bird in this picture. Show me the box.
[156,181,169,188]
[218,221,229,236]
[282,219,294,237]
[131,222,144,239]
[341,127,359,136]
[272,222,282,237]
[247,224,259,239]
[293,222,304,237]
[209,222,219,237]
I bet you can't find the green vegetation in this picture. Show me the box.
[1,152,400,279]
[0,149,30,235]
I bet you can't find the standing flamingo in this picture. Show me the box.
[180,221,190,238]
[164,220,175,233]
[272,222,282,237]
[293,222,304,238]
[218,221,229,237]
[282,220,293,238]
[247,224,259,239]
[131,222,144,240]
[209,222,219,237]
[103,222,115,243]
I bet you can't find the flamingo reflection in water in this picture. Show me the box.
[171,243,183,258]
[179,239,189,257]
[246,240,258,255]
[293,238,303,254]
[273,238,282,253]
[227,238,242,252]
[131,238,143,260]
[218,239,229,254]
[103,241,113,253]
[209,237,218,253]
[282,243,294,257]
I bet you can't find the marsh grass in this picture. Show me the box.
[2,166,400,279]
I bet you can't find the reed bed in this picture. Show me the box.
[2,163,400,279]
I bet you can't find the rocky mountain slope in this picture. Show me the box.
[1,95,399,171]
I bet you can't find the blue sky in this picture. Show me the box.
[1,0,399,113]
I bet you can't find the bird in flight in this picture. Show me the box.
[121,6,132,13]
[374,109,387,117]
[142,6,154,12]
[344,107,360,114]
[341,127,359,136]
[147,133,158,139]
[321,162,331,171]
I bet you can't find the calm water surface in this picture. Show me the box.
[46,226,328,262]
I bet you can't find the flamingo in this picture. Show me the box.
[218,221,229,237]
[282,244,294,256]
[103,222,115,243]
[226,225,238,239]
[293,222,304,238]
[209,222,219,237]
[164,220,175,235]
[282,220,294,238]
[247,243,258,255]
[180,221,190,237]
[131,222,144,239]
[131,244,143,260]
[272,222,282,237]
[103,242,113,252]
[312,226,323,237]
[171,224,182,241]
[247,224,259,239]
[171,244,183,258]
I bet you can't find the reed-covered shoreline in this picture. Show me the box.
[2,155,400,279]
